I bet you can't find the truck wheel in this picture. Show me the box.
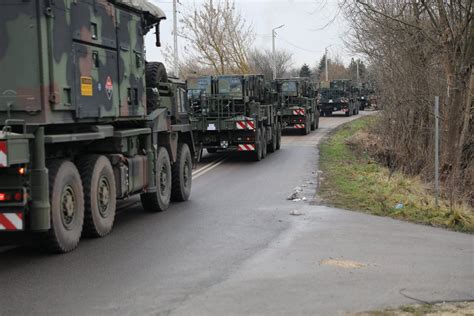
[43,160,84,253]
[146,62,168,86]
[346,108,352,117]
[276,124,282,150]
[261,128,267,159]
[315,115,320,129]
[141,147,172,212]
[78,155,116,238]
[301,117,309,135]
[268,126,277,153]
[252,130,263,161]
[171,143,192,202]
[311,114,316,131]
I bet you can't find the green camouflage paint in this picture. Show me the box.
[0,0,163,125]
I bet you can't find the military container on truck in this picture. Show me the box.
[190,75,281,161]
[0,0,196,253]
[274,78,319,135]
[319,79,359,116]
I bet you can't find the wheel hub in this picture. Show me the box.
[97,176,110,218]
[160,164,168,194]
[183,158,190,187]
[61,185,76,229]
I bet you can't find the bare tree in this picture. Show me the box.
[341,0,473,203]
[180,0,255,75]
[248,49,293,80]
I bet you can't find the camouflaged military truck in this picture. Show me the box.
[273,78,319,135]
[0,0,196,253]
[319,79,359,117]
[189,75,281,161]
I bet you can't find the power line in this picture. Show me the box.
[276,35,325,54]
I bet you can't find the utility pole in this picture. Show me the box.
[173,0,178,77]
[356,59,360,86]
[325,48,329,81]
[272,24,285,80]
[324,44,333,82]
[434,96,440,208]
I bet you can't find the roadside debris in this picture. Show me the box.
[287,192,302,200]
[287,186,309,202]
[394,203,404,209]
[290,210,304,216]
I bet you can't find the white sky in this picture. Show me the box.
[145,0,352,72]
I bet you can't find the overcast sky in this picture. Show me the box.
[145,0,351,72]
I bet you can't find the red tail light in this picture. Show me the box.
[0,191,24,203]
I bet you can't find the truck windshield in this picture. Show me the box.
[281,81,297,96]
[218,76,243,97]
[187,77,212,98]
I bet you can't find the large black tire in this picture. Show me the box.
[315,115,320,129]
[310,113,316,131]
[145,62,168,86]
[346,107,353,117]
[261,128,267,159]
[301,116,310,135]
[43,160,84,253]
[268,126,277,153]
[252,129,263,161]
[78,155,116,238]
[171,143,192,202]
[141,147,172,212]
[276,124,282,150]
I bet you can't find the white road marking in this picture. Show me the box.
[192,156,227,180]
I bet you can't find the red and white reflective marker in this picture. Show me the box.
[0,213,23,231]
[294,124,305,129]
[292,108,305,115]
[236,120,255,130]
[237,144,255,151]
[0,141,7,167]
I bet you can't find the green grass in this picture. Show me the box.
[352,302,474,315]
[318,117,474,233]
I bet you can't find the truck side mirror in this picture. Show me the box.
[155,24,161,47]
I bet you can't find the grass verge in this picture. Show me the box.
[318,116,473,233]
[351,301,474,315]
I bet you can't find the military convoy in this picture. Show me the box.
[0,0,370,253]
[0,0,196,252]
[189,75,281,161]
[273,78,319,135]
[319,79,360,117]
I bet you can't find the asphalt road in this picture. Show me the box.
[1,111,472,315]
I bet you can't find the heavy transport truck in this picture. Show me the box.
[189,75,281,161]
[0,0,196,252]
[319,79,359,117]
[273,78,319,135]
[356,82,375,111]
